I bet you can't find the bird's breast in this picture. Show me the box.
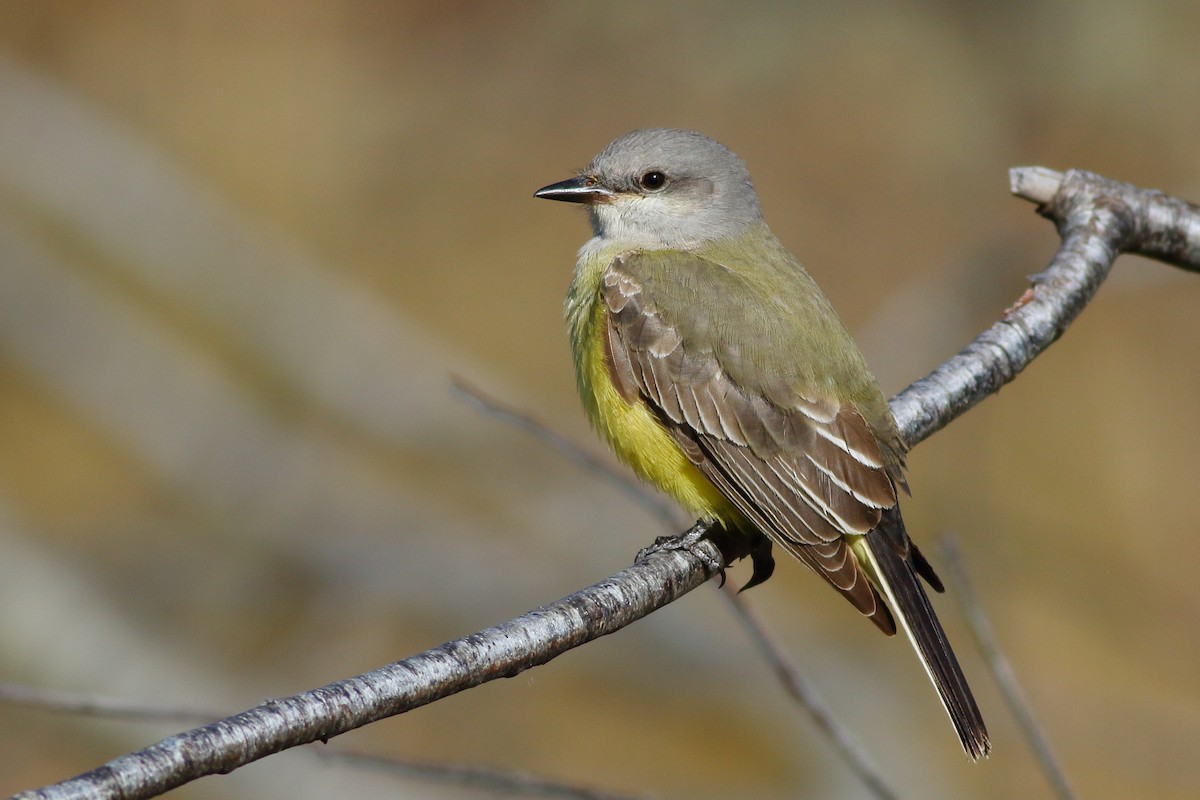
[566,254,732,522]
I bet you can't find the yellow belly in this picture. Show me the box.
[571,289,734,523]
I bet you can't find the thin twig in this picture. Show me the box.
[0,684,217,725]
[451,376,680,528]
[717,587,900,800]
[316,749,656,800]
[937,536,1076,800]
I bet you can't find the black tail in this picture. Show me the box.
[863,525,990,760]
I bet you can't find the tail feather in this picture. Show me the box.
[857,524,991,760]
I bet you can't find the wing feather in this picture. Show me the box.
[601,253,908,631]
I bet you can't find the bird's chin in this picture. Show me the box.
[589,204,656,246]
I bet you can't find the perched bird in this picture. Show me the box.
[535,128,989,759]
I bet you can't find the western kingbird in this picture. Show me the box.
[535,128,989,759]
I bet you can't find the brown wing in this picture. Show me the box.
[603,253,901,633]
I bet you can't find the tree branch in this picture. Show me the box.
[15,539,723,800]
[892,167,1199,445]
[15,167,1200,800]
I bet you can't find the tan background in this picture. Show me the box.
[1,2,1198,798]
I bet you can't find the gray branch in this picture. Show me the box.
[892,167,1200,446]
[14,167,1200,800]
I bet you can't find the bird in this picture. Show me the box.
[534,128,989,760]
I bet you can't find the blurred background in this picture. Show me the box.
[1,2,1198,798]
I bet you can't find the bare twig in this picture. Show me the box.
[450,376,679,527]
[716,587,899,800]
[315,749,655,800]
[0,684,216,726]
[16,168,1200,800]
[937,537,1076,800]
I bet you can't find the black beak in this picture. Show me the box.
[533,176,614,204]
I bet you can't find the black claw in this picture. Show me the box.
[738,537,775,592]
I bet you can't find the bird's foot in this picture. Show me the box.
[635,521,728,585]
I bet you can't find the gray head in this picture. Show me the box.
[534,128,764,249]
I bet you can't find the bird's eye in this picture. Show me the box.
[639,171,667,191]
